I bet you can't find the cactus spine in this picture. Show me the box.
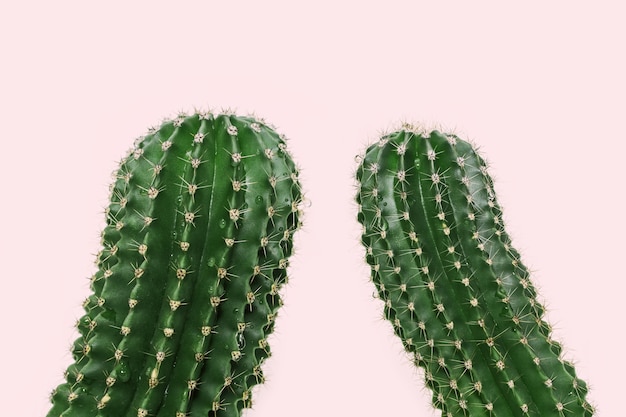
[47,111,303,417]
[356,127,593,417]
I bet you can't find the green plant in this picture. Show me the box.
[355,126,593,417]
[47,111,303,417]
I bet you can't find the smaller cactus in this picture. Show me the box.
[356,125,594,417]
[47,110,303,417]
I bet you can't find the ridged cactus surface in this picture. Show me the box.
[356,127,593,417]
[47,111,303,417]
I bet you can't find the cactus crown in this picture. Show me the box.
[47,111,303,417]
[356,127,594,417]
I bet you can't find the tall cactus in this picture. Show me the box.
[356,126,594,417]
[47,111,303,417]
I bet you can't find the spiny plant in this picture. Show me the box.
[47,110,304,417]
[355,126,593,417]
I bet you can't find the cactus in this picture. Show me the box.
[47,111,303,417]
[356,126,593,417]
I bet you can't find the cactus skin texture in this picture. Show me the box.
[47,111,303,417]
[356,127,594,417]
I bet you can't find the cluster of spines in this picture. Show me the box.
[48,111,303,417]
[356,127,593,417]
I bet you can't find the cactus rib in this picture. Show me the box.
[47,111,303,417]
[356,127,593,417]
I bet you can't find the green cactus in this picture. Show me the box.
[356,126,593,417]
[47,111,303,417]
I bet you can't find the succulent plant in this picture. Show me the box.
[47,111,303,417]
[356,126,593,417]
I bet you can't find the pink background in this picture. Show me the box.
[1,2,624,416]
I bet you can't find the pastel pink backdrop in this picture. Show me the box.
[1,1,623,416]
